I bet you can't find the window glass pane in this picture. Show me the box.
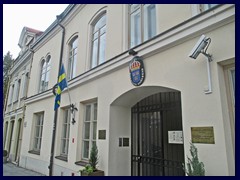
[84,122,90,139]
[42,61,47,74]
[130,9,141,47]
[94,15,106,32]
[72,53,77,78]
[203,4,218,11]
[144,4,156,41]
[131,4,140,13]
[61,139,66,154]
[94,103,97,120]
[86,105,91,121]
[91,14,106,68]
[35,126,40,137]
[93,122,97,140]
[91,39,98,68]
[83,141,89,159]
[99,33,106,65]
[72,38,78,49]
[39,137,42,149]
[100,25,106,36]
[34,137,38,149]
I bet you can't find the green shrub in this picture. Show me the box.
[184,142,205,176]
[89,144,99,171]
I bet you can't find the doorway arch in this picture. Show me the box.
[108,86,184,176]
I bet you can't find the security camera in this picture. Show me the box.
[189,35,208,59]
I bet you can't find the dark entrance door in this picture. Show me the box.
[131,92,185,176]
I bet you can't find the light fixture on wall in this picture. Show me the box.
[70,103,78,125]
[189,35,213,94]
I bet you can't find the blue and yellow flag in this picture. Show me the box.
[54,64,68,111]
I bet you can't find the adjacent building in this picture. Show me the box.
[4,4,235,176]
[3,27,43,164]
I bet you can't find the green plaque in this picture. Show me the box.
[191,126,215,144]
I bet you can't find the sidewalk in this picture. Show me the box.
[3,162,45,176]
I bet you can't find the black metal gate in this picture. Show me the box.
[131,92,185,176]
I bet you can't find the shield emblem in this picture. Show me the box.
[129,56,145,86]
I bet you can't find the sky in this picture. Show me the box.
[3,4,69,59]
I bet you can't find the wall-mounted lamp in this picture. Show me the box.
[70,104,78,125]
[189,35,213,94]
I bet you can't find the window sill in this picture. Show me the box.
[55,155,68,162]
[28,150,40,155]
[75,160,89,167]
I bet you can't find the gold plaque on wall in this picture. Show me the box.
[191,126,215,144]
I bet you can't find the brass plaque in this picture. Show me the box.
[98,130,106,140]
[191,127,215,144]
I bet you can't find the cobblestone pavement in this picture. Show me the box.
[3,162,45,176]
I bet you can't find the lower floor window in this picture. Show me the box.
[82,102,97,160]
[60,108,71,157]
[33,113,44,152]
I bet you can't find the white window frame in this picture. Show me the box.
[33,112,44,152]
[8,84,14,105]
[15,79,21,102]
[90,13,107,69]
[60,108,71,157]
[68,36,78,80]
[39,55,51,93]
[129,4,156,48]
[82,102,97,160]
[21,72,29,98]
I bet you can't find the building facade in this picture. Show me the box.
[3,27,43,164]
[7,4,235,176]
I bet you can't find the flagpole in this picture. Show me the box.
[49,17,65,176]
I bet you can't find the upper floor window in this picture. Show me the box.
[200,4,218,12]
[91,13,107,69]
[68,37,78,80]
[8,84,14,105]
[22,72,29,98]
[39,55,51,93]
[14,79,21,102]
[130,4,156,48]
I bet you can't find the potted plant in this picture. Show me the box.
[183,142,205,176]
[3,150,8,163]
[80,144,104,176]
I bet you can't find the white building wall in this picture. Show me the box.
[20,4,235,176]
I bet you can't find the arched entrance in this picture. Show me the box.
[109,86,184,176]
[131,91,184,176]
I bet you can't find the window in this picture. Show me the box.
[22,72,29,98]
[68,37,78,79]
[39,55,51,93]
[91,13,107,69]
[8,84,14,105]
[130,4,156,48]
[60,108,71,157]
[224,64,235,152]
[14,79,21,102]
[200,4,218,12]
[82,103,97,160]
[33,113,44,152]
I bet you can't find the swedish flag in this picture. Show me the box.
[54,65,68,111]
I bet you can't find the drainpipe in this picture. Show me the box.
[49,15,65,176]
[17,48,35,166]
